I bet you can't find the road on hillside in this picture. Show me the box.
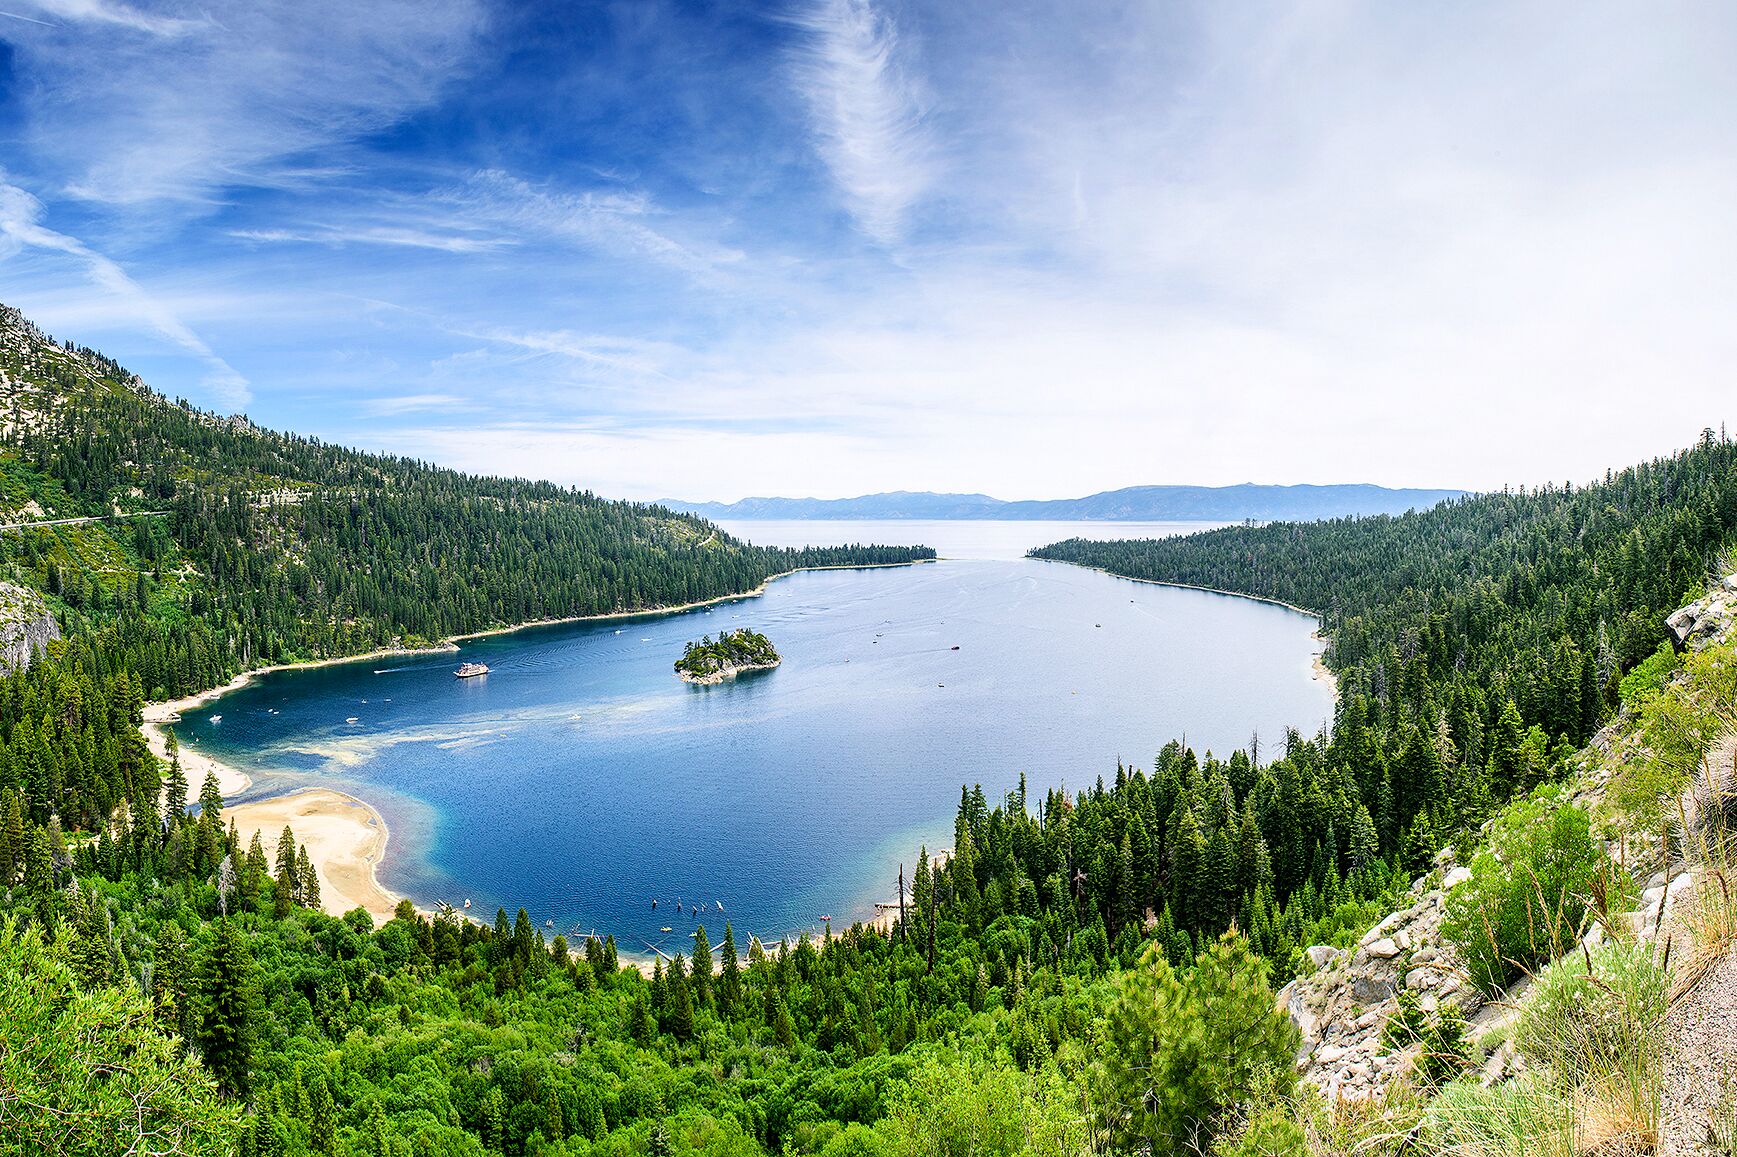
[0,511,168,532]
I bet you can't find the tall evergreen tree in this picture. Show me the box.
[198,918,260,1096]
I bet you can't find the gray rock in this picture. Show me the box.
[1667,579,1737,650]
[0,582,58,676]
[1365,937,1401,959]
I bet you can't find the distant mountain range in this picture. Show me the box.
[662,484,1467,522]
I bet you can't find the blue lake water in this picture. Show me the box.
[178,520,1332,956]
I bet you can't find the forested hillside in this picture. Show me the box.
[1035,434,1737,852]
[0,304,931,706]
[4,298,1737,1157]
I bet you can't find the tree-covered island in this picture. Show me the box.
[674,628,782,683]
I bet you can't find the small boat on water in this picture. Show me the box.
[209,714,221,723]
[345,717,359,724]
[454,662,490,678]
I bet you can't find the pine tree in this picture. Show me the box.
[163,733,189,820]
[719,923,742,1013]
[1169,809,1205,932]
[0,788,23,885]
[542,1089,565,1141]
[628,990,655,1046]
[690,925,713,1006]
[274,827,297,918]
[666,953,694,1041]
[153,921,194,1042]
[479,1085,505,1154]
[241,832,267,911]
[199,918,260,1095]
[296,847,319,909]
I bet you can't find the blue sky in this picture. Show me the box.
[1,1,1734,501]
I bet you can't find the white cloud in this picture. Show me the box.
[444,171,745,277]
[789,0,932,244]
[358,393,470,417]
[20,0,207,37]
[4,0,485,209]
[229,225,514,254]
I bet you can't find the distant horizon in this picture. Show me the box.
[662,482,1470,506]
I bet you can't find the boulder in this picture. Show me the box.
[1667,577,1737,650]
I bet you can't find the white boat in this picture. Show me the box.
[209,714,221,723]
[454,662,489,678]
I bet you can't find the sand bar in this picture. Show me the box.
[225,788,401,923]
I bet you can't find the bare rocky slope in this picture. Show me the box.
[1281,575,1737,1131]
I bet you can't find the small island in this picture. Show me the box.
[675,628,782,684]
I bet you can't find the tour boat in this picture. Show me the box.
[454,662,489,678]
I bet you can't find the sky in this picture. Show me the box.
[0,1,1734,502]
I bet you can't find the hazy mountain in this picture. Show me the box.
[664,483,1466,522]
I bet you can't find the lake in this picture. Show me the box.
[177,520,1331,956]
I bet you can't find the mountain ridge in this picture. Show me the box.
[664,483,1467,522]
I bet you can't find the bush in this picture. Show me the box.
[877,1051,1089,1157]
[1096,932,1298,1154]
[1424,939,1668,1157]
[1441,794,1603,994]
[1617,641,1679,714]
[1380,989,1471,1089]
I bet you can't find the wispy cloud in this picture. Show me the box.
[358,393,471,417]
[445,171,744,277]
[4,0,485,209]
[20,0,208,37]
[789,0,932,245]
[230,225,513,254]
[0,179,249,406]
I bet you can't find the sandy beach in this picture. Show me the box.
[224,788,401,922]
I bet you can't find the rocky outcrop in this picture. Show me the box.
[1277,859,1480,1101]
[0,582,59,675]
[1668,574,1737,650]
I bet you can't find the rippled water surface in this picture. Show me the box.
[179,521,1331,955]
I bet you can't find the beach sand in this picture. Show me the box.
[142,683,254,797]
[225,788,401,922]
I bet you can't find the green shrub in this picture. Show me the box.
[877,1051,1090,1157]
[1096,932,1299,1154]
[1441,794,1602,994]
[1380,989,1471,1089]
[1618,641,1679,714]
[1424,940,1668,1157]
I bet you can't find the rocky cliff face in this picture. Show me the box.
[1667,573,1737,650]
[0,582,60,675]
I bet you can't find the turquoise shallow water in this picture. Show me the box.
[178,524,1331,956]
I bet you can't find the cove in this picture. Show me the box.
[175,551,1333,955]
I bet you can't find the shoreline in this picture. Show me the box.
[443,559,933,644]
[678,658,782,685]
[223,788,402,922]
[1028,557,1340,697]
[139,558,933,925]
